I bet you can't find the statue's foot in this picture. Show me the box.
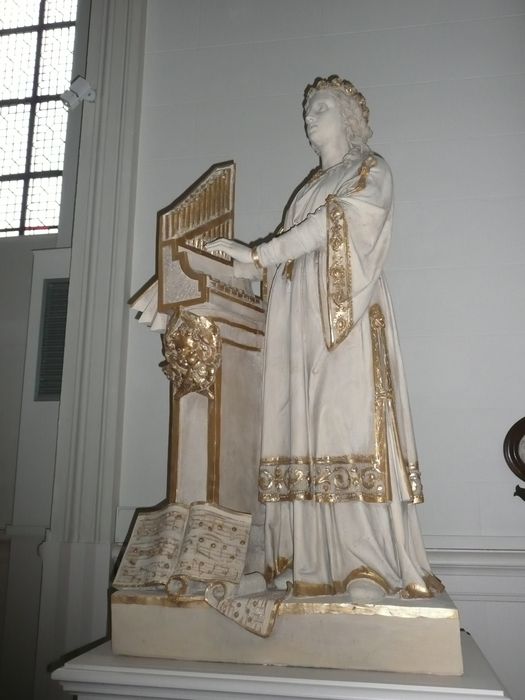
[271,568,293,591]
[238,572,266,596]
[347,578,386,604]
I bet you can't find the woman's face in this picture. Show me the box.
[304,89,347,152]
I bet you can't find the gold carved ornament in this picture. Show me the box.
[161,310,222,400]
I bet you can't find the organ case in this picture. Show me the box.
[130,162,265,518]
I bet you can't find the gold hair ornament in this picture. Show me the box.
[305,75,370,124]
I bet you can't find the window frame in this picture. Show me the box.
[0,0,86,240]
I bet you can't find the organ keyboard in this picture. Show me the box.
[131,161,264,332]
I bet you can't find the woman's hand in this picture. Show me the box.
[205,238,253,264]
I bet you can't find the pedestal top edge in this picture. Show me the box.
[111,590,460,620]
[52,634,507,697]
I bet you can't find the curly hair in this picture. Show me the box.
[304,76,373,148]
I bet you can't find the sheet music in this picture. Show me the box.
[113,503,189,588]
[113,502,252,590]
[175,503,251,584]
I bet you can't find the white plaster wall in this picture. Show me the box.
[119,2,525,696]
[0,235,58,529]
[11,248,71,530]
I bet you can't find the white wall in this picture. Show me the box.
[0,235,58,529]
[118,1,525,697]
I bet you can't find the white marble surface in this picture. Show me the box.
[53,632,508,700]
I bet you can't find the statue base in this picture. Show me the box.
[111,590,463,675]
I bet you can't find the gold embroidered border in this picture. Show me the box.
[369,303,423,504]
[369,303,392,502]
[325,195,352,348]
[324,155,376,350]
[350,155,376,194]
[258,455,388,504]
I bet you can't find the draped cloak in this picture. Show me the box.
[235,149,441,598]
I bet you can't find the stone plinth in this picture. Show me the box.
[111,590,463,675]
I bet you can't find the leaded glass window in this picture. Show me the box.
[0,0,78,236]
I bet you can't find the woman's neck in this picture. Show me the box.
[319,143,348,170]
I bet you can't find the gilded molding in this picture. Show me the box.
[208,276,263,308]
[281,598,457,619]
[222,337,261,353]
[206,366,222,503]
[112,590,208,608]
[209,285,264,312]
[205,315,265,336]
[167,395,180,502]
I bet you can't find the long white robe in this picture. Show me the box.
[237,149,440,598]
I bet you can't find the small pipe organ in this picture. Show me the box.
[130,162,265,518]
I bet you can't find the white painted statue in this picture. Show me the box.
[113,77,463,669]
[206,75,443,604]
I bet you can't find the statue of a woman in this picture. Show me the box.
[207,76,442,602]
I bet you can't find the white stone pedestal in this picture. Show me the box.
[111,590,463,675]
[52,633,508,700]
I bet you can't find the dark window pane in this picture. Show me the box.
[26,176,62,233]
[0,0,41,30]
[38,26,75,96]
[0,179,23,235]
[0,31,37,100]
[0,104,30,176]
[31,101,68,171]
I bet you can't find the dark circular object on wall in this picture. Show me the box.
[503,417,525,481]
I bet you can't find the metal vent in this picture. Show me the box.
[35,277,69,401]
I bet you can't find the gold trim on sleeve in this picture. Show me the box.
[251,246,264,270]
[325,194,353,349]
[351,154,376,194]
[323,156,376,350]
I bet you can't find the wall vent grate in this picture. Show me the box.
[35,277,69,401]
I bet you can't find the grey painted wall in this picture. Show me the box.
[0,235,57,528]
